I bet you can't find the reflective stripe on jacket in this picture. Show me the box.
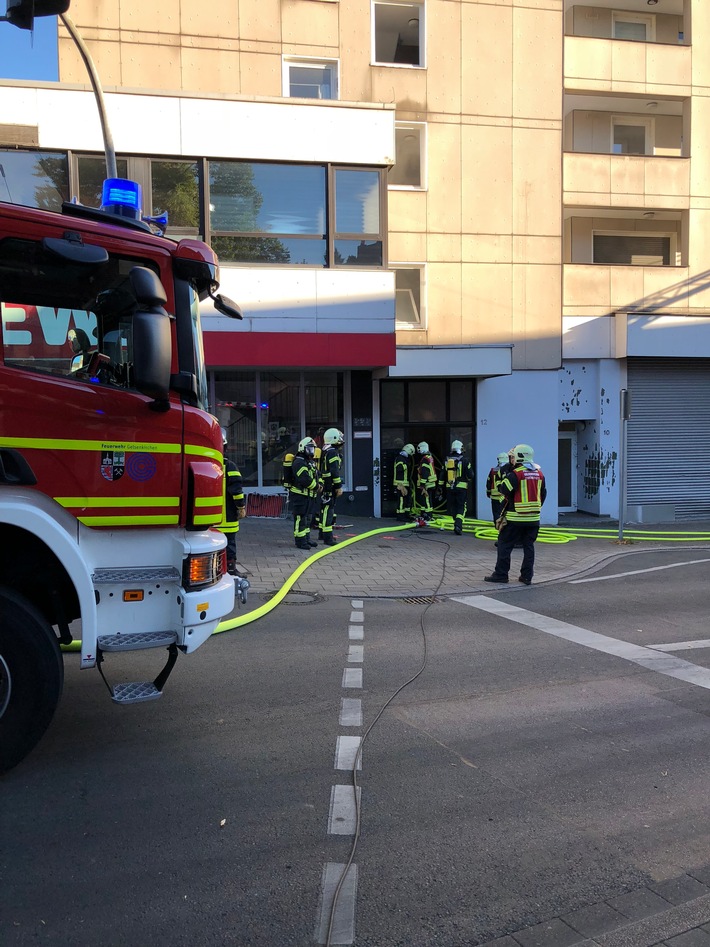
[499,464,546,522]
[393,453,411,488]
[219,460,244,534]
[416,454,437,490]
[290,454,320,498]
[486,466,506,500]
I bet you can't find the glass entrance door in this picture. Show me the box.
[558,432,577,512]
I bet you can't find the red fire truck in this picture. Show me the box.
[0,180,242,773]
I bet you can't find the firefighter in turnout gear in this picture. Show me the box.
[415,441,437,520]
[218,428,246,575]
[441,440,474,535]
[290,437,321,550]
[319,427,344,545]
[486,451,511,524]
[485,444,546,586]
[393,443,415,521]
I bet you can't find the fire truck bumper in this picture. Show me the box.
[180,573,235,652]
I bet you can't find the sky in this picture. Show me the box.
[0,11,59,81]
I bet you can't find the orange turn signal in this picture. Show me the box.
[123,590,144,602]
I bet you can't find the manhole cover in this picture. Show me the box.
[276,590,324,605]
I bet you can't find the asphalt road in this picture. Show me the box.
[4,548,710,946]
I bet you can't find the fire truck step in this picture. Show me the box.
[92,567,180,584]
[97,631,178,652]
[111,680,162,704]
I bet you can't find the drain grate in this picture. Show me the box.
[399,595,441,605]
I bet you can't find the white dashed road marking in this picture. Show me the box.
[342,667,362,688]
[340,697,362,727]
[349,611,364,623]
[335,736,362,770]
[454,595,710,691]
[348,625,364,640]
[315,863,357,944]
[347,645,364,663]
[328,785,361,835]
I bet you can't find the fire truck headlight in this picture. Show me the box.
[183,550,225,590]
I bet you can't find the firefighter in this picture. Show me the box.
[393,443,415,521]
[415,441,437,520]
[442,439,473,535]
[319,427,344,545]
[290,436,321,550]
[486,451,511,525]
[485,443,546,586]
[218,428,246,575]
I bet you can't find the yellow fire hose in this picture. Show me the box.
[60,518,710,652]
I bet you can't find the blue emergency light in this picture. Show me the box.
[101,178,142,220]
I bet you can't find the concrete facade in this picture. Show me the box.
[0,0,706,523]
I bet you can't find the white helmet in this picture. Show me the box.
[451,440,463,454]
[417,441,429,454]
[403,443,415,456]
[220,427,228,448]
[497,452,509,466]
[298,436,316,455]
[324,427,344,446]
[513,443,534,464]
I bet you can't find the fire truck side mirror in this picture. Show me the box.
[129,267,171,407]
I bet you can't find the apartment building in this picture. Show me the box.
[0,0,705,522]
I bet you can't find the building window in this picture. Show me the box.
[593,232,673,266]
[333,168,384,266]
[392,266,424,327]
[0,149,68,212]
[209,161,327,265]
[373,2,424,67]
[208,161,385,267]
[389,123,425,188]
[611,116,654,155]
[612,12,655,42]
[150,159,200,236]
[283,58,338,99]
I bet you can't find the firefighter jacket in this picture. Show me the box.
[499,463,546,522]
[442,453,473,491]
[219,459,245,534]
[416,453,438,491]
[320,445,343,497]
[486,464,509,501]
[393,452,411,489]
[291,452,321,498]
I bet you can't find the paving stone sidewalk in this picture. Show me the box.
[233,515,710,600]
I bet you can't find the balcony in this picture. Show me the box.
[564,262,691,318]
[564,35,690,96]
[564,152,689,208]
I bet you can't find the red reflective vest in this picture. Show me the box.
[500,465,546,522]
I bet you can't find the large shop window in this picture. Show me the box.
[0,150,69,212]
[209,161,385,268]
[213,370,344,489]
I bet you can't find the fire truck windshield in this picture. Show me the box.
[187,283,209,412]
[0,237,163,388]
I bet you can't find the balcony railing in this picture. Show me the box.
[564,36,690,96]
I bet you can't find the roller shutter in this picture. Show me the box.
[627,358,710,520]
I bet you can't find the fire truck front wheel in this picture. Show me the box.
[0,587,64,775]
